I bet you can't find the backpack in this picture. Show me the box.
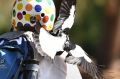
[0,31,41,79]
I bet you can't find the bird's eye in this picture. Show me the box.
[41,13,45,17]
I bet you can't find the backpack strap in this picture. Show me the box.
[0,31,24,40]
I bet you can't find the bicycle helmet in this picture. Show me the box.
[11,0,56,32]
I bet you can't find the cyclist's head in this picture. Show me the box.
[11,0,56,32]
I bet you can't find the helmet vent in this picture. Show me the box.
[30,16,36,24]
[41,13,45,17]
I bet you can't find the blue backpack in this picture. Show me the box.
[0,31,40,79]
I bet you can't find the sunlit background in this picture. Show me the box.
[0,0,120,79]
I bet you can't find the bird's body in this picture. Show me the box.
[39,28,66,59]
[39,27,102,79]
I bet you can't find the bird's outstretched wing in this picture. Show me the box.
[52,0,76,34]
[65,45,103,79]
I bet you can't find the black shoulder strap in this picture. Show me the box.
[0,31,24,40]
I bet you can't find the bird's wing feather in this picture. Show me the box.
[65,45,103,79]
[79,57,103,79]
[53,0,76,34]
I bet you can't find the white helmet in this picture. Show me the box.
[11,0,56,32]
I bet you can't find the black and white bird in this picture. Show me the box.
[39,0,103,79]
[39,27,103,79]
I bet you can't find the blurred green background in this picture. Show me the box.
[70,0,105,56]
[0,0,12,33]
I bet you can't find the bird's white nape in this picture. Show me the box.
[39,28,67,59]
